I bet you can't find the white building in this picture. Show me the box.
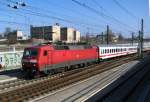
[61,27,80,43]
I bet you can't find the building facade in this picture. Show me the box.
[31,25,80,43]
[7,30,24,43]
[30,25,60,42]
[76,30,81,42]
[61,27,80,43]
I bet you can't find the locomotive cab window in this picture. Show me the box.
[43,50,48,56]
[23,49,38,57]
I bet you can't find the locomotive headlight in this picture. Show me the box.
[33,64,36,66]
[30,59,37,63]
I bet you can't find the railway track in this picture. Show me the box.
[0,55,134,92]
[87,56,150,102]
[0,74,64,92]
[0,55,130,92]
[0,55,137,102]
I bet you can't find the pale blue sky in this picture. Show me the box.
[0,0,149,38]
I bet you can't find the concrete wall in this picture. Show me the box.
[76,30,80,42]
[31,25,61,42]
[17,30,23,38]
[52,25,60,42]
[0,51,23,71]
[67,28,74,43]
[61,27,81,43]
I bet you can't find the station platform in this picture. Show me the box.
[126,65,150,102]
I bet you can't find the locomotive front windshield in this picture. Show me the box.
[23,49,38,57]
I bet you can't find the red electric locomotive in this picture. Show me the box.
[22,44,99,77]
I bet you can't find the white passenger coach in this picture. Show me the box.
[98,45,137,59]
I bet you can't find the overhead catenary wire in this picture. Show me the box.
[3,0,128,34]
[1,0,144,36]
[72,0,137,31]
[112,0,138,19]
[91,0,133,33]
[4,0,106,30]
[2,4,98,33]
[45,0,108,24]
[44,0,125,34]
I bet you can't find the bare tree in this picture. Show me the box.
[118,33,124,41]
[4,27,11,38]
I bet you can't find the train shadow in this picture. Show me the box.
[0,68,26,80]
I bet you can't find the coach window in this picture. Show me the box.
[43,50,48,56]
